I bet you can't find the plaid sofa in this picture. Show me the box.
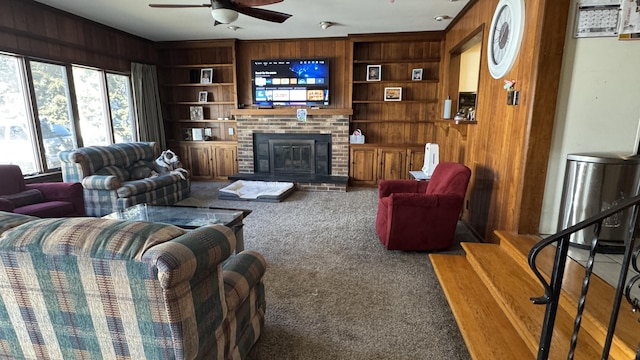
[59,142,190,217]
[0,211,267,359]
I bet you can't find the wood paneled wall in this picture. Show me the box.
[437,0,571,241]
[0,0,156,71]
[235,38,351,109]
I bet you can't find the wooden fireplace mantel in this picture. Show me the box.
[231,108,353,117]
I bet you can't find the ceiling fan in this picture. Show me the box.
[149,0,292,25]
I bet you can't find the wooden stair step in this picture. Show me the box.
[430,254,533,359]
[462,242,604,359]
[495,231,638,359]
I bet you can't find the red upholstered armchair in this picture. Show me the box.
[0,164,85,217]
[375,162,471,251]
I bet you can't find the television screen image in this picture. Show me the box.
[251,58,330,106]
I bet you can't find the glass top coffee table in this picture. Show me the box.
[103,204,251,252]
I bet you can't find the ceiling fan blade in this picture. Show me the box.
[235,6,291,23]
[149,4,211,8]
[232,0,282,7]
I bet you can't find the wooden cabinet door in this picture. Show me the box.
[349,147,378,186]
[212,144,237,180]
[378,148,407,180]
[184,143,214,180]
[407,149,425,172]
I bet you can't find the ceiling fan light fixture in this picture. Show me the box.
[319,21,333,30]
[211,8,239,24]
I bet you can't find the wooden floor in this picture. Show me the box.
[430,231,640,360]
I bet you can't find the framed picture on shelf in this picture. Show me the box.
[198,91,208,102]
[192,128,204,141]
[189,106,204,120]
[200,68,213,84]
[412,68,423,81]
[384,87,402,101]
[366,65,381,81]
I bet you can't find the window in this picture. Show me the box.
[107,73,136,143]
[0,52,137,175]
[0,54,38,173]
[30,61,76,169]
[73,66,110,146]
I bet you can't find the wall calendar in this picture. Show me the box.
[574,0,622,37]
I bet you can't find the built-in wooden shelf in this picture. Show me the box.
[160,63,234,69]
[169,101,235,105]
[352,80,439,84]
[434,119,477,139]
[163,83,234,87]
[173,119,236,123]
[353,58,440,64]
[231,108,353,116]
[351,119,435,123]
[352,100,438,104]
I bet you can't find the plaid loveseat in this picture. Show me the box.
[0,211,267,359]
[59,142,190,217]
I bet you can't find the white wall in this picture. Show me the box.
[459,42,481,92]
[539,0,640,235]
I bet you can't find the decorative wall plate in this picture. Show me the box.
[487,0,525,79]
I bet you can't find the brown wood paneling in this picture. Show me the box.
[438,0,571,241]
[0,0,156,71]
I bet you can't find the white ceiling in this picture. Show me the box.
[33,0,470,42]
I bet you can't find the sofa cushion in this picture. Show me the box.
[95,165,130,181]
[117,174,183,198]
[0,189,44,208]
[128,160,156,180]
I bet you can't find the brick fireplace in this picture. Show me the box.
[231,111,350,191]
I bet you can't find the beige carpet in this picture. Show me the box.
[176,181,473,360]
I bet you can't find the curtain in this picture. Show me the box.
[131,62,166,149]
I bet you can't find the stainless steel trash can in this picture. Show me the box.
[558,153,640,252]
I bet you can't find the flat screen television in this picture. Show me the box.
[251,58,329,106]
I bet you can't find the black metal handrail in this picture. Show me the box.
[528,194,640,360]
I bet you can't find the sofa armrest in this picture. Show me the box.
[386,193,463,208]
[0,198,14,212]
[26,182,82,201]
[223,250,267,312]
[143,224,235,289]
[81,175,122,190]
[378,179,429,198]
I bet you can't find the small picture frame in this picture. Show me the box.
[384,87,402,101]
[198,91,208,103]
[200,68,213,84]
[412,68,423,81]
[366,65,381,81]
[192,128,204,141]
[189,106,204,120]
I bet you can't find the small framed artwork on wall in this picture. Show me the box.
[366,65,381,81]
[384,87,402,101]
